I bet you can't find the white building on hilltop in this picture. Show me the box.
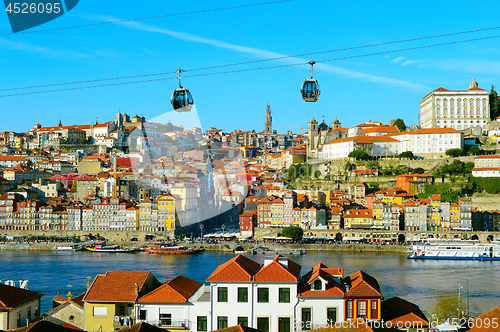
[420,78,490,131]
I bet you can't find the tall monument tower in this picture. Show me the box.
[264,103,272,134]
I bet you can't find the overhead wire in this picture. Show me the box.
[0,0,294,37]
[2,32,500,98]
[2,24,500,93]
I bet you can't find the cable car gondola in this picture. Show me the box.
[301,61,320,102]
[171,68,194,112]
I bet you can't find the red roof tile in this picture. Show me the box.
[253,255,301,282]
[83,271,155,302]
[138,275,201,303]
[344,271,381,298]
[0,284,43,308]
[207,255,261,282]
[469,306,500,332]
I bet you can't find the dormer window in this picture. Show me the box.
[313,279,323,290]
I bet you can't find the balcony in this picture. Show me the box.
[137,319,189,330]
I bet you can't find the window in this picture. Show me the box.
[279,288,290,303]
[347,301,353,319]
[257,317,270,332]
[119,305,126,316]
[238,317,248,327]
[218,287,228,302]
[218,317,228,330]
[279,317,291,332]
[302,308,312,330]
[17,312,21,327]
[93,307,108,316]
[327,308,337,324]
[160,313,172,326]
[371,301,378,319]
[257,288,269,303]
[357,300,367,318]
[27,307,31,321]
[238,287,248,302]
[313,280,322,290]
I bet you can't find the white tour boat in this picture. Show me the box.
[407,242,500,260]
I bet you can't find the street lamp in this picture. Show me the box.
[222,224,226,239]
[200,224,204,243]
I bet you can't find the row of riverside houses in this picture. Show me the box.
[0,193,178,232]
[239,182,475,234]
[29,255,429,332]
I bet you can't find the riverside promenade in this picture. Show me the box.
[0,239,408,253]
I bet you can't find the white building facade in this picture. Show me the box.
[420,78,490,131]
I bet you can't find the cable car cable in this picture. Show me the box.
[2,32,500,98]
[0,0,293,37]
[2,24,500,93]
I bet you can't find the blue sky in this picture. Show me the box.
[1,0,500,134]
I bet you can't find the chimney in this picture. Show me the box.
[134,283,139,295]
[264,256,273,266]
[277,256,288,268]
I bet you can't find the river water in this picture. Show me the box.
[1,250,499,316]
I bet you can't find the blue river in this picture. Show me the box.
[1,250,498,316]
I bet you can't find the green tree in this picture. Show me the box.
[393,118,407,132]
[445,148,465,157]
[490,85,500,120]
[468,145,482,155]
[412,167,425,174]
[427,290,466,324]
[381,169,393,176]
[399,151,414,159]
[348,149,369,160]
[71,181,78,191]
[281,226,304,242]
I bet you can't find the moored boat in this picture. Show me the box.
[53,244,85,251]
[85,244,136,253]
[143,243,201,254]
[407,242,500,260]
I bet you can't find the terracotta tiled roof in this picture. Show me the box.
[475,155,500,159]
[468,306,500,332]
[0,283,43,309]
[138,275,201,303]
[382,297,428,327]
[310,323,374,332]
[83,271,155,302]
[207,255,261,282]
[298,263,344,297]
[344,270,381,298]
[253,255,301,282]
[214,324,265,332]
[10,320,82,332]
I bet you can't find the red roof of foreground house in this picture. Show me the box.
[214,324,266,332]
[0,283,43,309]
[343,270,381,298]
[138,275,202,303]
[468,306,500,332]
[382,297,429,328]
[253,255,301,282]
[83,271,156,302]
[310,324,374,332]
[207,255,261,282]
[11,320,84,332]
[298,263,344,297]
